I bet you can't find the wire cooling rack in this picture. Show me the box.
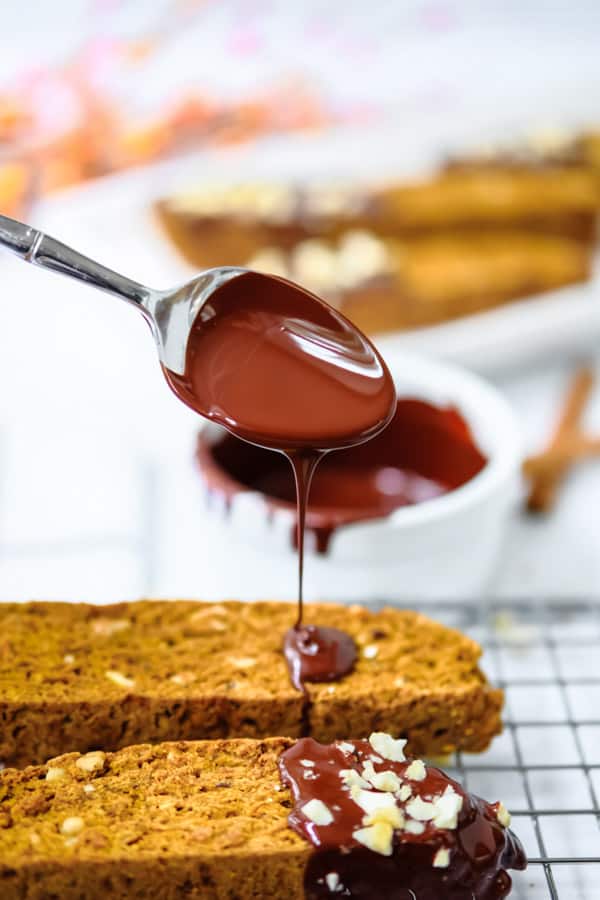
[412,600,600,899]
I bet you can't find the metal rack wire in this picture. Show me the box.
[417,600,600,899]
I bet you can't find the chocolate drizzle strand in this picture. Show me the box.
[279,735,526,899]
[163,271,395,690]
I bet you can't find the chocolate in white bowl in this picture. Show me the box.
[195,352,520,599]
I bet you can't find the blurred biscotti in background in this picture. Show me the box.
[156,126,600,334]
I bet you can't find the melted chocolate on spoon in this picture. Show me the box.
[279,737,527,899]
[163,271,395,689]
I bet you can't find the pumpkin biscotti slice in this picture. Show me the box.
[0,738,306,900]
[0,736,525,899]
[0,601,503,767]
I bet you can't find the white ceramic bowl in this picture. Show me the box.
[196,352,521,599]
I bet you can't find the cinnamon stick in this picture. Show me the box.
[526,365,595,513]
[523,434,600,479]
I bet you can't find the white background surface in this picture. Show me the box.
[2,1,600,604]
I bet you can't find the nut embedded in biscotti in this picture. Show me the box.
[45,767,66,782]
[91,618,130,637]
[227,657,257,669]
[170,671,197,686]
[105,670,136,689]
[60,816,84,837]
[75,752,106,774]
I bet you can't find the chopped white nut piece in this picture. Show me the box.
[432,787,463,830]
[394,677,405,687]
[526,127,571,155]
[406,796,436,821]
[364,805,404,830]
[170,671,196,686]
[246,247,290,279]
[338,742,355,755]
[83,784,95,794]
[92,618,130,636]
[300,759,315,767]
[336,230,390,289]
[340,769,371,791]
[369,733,407,763]
[76,751,106,773]
[274,784,282,792]
[397,784,412,802]
[45,767,66,783]
[361,760,377,781]
[496,802,511,828]
[305,182,359,217]
[370,770,401,793]
[433,847,450,868]
[169,183,294,223]
[404,819,426,835]
[327,685,336,694]
[63,836,79,848]
[189,604,228,621]
[105,670,136,689]
[353,821,394,856]
[325,872,340,892]
[291,240,339,295]
[63,654,75,665]
[363,644,379,660]
[29,832,41,847]
[227,657,257,669]
[302,799,334,826]
[352,789,397,816]
[405,760,427,782]
[60,817,84,836]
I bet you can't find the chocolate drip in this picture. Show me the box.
[279,737,526,899]
[283,625,357,692]
[288,451,323,625]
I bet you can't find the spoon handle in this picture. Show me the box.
[0,214,151,308]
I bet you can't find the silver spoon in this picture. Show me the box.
[0,213,246,375]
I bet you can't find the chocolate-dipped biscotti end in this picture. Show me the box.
[0,735,526,899]
[0,600,502,767]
